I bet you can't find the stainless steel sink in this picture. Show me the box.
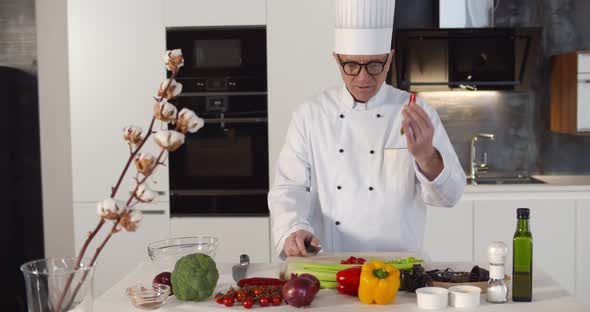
[467,176,546,185]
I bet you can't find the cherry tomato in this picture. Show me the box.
[243,297,254,309]
[259,296,270,307]
[214,293,224,304]
[252,287,263,297]
[235,289,247,302]
[223,297,234,307]
[271,296,282,306]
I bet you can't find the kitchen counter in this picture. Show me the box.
[532,175,590,185]
[462,175,590,199]
[464,183,590,194]
[95,261,586,311]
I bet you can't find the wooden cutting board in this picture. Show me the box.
[280,256,501,294]
[280,251,423,280]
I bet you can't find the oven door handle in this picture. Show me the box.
[203,117,267,124]
[171,189,269,196]
[141,210,167,215]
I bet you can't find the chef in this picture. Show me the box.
[268,0,466,259]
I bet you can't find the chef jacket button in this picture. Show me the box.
[339,114,345,119]
[376,113,382,118]
[339,148,344,153]
[370,150,375,154]
[369,186,374,191]
[337,185,342,190]
[335,221,341,225]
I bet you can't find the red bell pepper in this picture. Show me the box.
[336,266,362,296]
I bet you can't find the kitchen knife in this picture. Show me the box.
[305,237,321,255]
[232,254,250,282]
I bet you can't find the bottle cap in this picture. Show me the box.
[517,208,530,219]
[488,241,508,264]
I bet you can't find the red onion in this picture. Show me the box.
[297,273,320,295]
[153,272,173,295]
[282,276,316,307]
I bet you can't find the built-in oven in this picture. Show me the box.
[166,26,268,216]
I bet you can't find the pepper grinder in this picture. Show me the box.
[487,241,508,303]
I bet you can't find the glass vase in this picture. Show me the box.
[21,257,95,312]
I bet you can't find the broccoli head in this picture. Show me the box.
[171,253,219,301]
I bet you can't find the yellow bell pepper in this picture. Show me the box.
[358,260,400,305]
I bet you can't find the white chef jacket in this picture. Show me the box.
[268,83,465,259]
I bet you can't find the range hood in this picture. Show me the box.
[390,1,542,91]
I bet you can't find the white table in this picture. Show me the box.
[95,261,587,311]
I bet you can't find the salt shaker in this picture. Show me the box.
[487,241,508,303]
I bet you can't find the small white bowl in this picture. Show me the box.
[448,285,481,308]
[416,287,449,310]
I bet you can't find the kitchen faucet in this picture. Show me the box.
[469,133,495,184]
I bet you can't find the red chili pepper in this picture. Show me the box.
[401,93,416,135]
[409,93,416,105]
[336,266,362,296]
[237,277,286,288]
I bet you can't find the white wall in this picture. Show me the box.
[68,0,170,293]
[68,0,168,203]
[165,0,266,27]
[35,0,75,258]
[267,0,341,183]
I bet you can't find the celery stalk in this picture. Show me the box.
[291,269,337,282]
[292,262,357,271]
[319,280,337,289]
[289,262,360,288]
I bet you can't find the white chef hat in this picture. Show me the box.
[334,0,396,55]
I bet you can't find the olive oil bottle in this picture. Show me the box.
[512,208,533,302]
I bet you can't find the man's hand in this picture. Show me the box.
[284,230,321,257]
[401,99,443,181]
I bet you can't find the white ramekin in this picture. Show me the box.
[416,287,449,310]
[448,285,482,308]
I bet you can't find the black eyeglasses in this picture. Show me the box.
[337,55,389,76]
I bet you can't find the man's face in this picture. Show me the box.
[333,50,393,103]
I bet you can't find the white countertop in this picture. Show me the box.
[95,261,586,311]
[461,175,590,199]
[532,175,590,185]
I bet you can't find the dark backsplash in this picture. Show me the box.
[416,0,590,176]
[1,0,43,311]
[0,0,37,72]
[420,91,540,176]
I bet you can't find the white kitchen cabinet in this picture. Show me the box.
[424,200,473,262]
[575,199,590,309]
[550,51,590,135]
[165,0,266,27]
[68,0,169,202]
[170,217,271,264]
[73,202,170,295]
[579,53,590,73]
[267,0,341,184]
[473,199,576,295]
[578,73,590,131]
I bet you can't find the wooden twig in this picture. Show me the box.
[64,148,167,310]
[55,67,179,312]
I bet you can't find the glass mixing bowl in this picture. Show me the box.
[147,236,219,271]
